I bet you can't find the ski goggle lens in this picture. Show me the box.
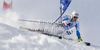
[74,16,78,19]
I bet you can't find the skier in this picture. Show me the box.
[60,11,82,42]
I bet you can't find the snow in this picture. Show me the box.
[0,0,100,50]
[0,23,100,50]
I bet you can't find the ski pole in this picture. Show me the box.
[52,11,65,24]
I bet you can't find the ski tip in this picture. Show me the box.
[85,42,91,46]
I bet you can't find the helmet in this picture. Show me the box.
[71,11,79,18]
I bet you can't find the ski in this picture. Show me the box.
[18,19,61,25]
[20,26,75,40]
[20,26,64,39]
[20,26,91,46]
[84,42,91,46]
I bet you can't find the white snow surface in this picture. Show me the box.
[0,0,100,50]
[0,23,100,50]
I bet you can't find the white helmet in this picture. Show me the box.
[71,11,79,18]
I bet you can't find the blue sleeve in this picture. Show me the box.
[75,24,81,38]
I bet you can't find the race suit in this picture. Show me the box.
[60,15,81,38]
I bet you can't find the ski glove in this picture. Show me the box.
[67,23,72,27]
[77,37,82,42]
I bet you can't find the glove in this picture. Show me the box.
[77,37,82,42]
[67,23,72,26]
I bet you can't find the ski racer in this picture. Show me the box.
[60,11,82,42]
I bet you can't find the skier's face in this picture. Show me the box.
[72,16,78,21]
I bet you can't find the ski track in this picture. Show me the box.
[0,23,100,50]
